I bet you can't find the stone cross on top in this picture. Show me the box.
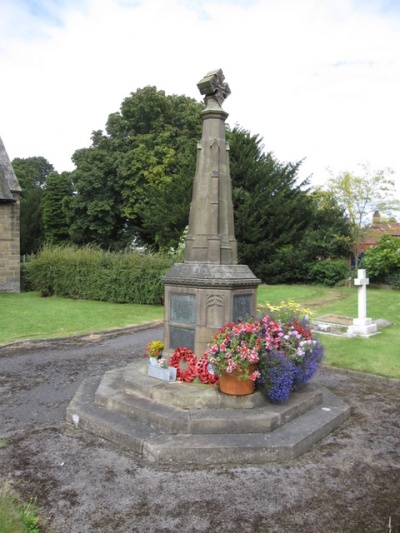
[197,68,231,106]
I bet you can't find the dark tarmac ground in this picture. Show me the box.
[0,325,399,533]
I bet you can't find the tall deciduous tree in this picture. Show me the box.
[68,143,127,248]
[42,171,73,244]
[68,87,203,249]
[11,156,54,190]
[12,156,55,255]
[326,164,400,263]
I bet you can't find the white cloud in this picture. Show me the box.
[0,0,399,194]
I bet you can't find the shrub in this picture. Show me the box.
[382,271,400,290]
[26,244,175,304]
[308,259,349,286]
[20,261,34,292]
[361,235,400,287]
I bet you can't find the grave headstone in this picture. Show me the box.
[348,269,378,337]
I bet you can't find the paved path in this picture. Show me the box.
[0,327,399,532]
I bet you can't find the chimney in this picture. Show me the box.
[373,211,381,224]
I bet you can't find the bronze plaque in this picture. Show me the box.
[170,293,196,325]
[169,326,195,351]
[233,294,252,322]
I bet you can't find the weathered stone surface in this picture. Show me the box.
[66,362,350,465]
[197,68,231,105]
[0,136,21,293]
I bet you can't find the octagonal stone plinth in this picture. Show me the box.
[67,360,350,465]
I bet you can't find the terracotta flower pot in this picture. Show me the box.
[219,365,256,396]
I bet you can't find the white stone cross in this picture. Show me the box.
[354,269,369,321]
[348,268,377,336]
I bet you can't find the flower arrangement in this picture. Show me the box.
[256,315,324,402]
[205,319,264,381]
[146,340,164,359]
[206,302,324,402]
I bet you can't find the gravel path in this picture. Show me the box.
[0,327,399,533]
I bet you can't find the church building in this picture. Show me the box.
[0,136,21,293]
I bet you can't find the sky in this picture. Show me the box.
[1,0,400,192]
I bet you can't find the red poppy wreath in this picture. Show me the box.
[197,354,219,385]
[169,347,198,382]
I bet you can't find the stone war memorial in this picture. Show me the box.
[67,70,350,465]
[163,69,260,358]
[0,136,21,293]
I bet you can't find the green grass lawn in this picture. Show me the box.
[0,292,163,344]
[1,286,399,379]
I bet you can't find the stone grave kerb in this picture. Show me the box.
[162,69,260,358]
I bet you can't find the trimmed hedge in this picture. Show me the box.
[25,245,175,305]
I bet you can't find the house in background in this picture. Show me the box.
[359,211,400,255]
[0,136,21,293]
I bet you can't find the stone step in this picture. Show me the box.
[66,372,350,465]
[122,361,268,409]
[94,365,323,435]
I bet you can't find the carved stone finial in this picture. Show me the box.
[197,69,231,106]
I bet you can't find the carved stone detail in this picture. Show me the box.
[206,295,224,308]
[197,69,231,105]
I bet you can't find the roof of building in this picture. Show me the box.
[361,211,400,247]
[0,136,21,202]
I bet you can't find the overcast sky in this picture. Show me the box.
[1,0,399,191]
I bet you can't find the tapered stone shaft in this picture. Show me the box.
[185,92,237,264]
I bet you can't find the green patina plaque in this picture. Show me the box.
[169,326,195,352]
[170,293,196,325]
[233,294,252,322]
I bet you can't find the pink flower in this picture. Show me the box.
[250,370,261,381]
[248,351,259,363]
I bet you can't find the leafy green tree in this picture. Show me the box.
[296,190,352,262]
[42,171,73,244]
[11,156,54,190]
[326,164,400,264]
[19,188,44,256]
[68,143,127,249]
[12,156,55,255]
[69,87,203,249]
[361,235,400,285]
